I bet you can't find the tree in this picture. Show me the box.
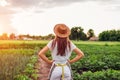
[70,26,87,40]
[18,35,23,40]
[87,29,95,39]
[116,30,120,41]
[99,29,120,41]
[26,34,30,38]
[9,33,16,39]
[47,34,55,39]
[1,33,8,40]
[41,34,55,40]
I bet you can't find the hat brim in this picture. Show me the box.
[54,25,71,38]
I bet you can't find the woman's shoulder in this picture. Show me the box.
[47,39,54,44]
[69,41,77,49]
[68,40,74,45]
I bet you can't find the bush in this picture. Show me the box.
[73,69,120,80]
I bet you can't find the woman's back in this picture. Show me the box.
[38,23,84,80]
[47,39,76,64]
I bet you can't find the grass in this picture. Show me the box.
[72,40,120,45]
[0,40,49,44]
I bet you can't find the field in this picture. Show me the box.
[71,41,120,80]
[0,40,120,80]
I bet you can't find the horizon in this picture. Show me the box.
[0,27,119,37]
[0,0,120,36]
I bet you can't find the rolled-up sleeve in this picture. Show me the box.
[70,42,77,51]
[47,40,53,50]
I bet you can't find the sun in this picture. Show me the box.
[0,0,7,7]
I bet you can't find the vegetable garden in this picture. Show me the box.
[0,40,120,80]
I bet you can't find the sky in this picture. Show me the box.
[0,0,120,36]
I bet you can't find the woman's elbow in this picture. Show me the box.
[38,51,42,58]
[81,52,84,57]
[79,52,84,58]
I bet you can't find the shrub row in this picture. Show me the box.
[0,43,46,49]
[73,69,120,80]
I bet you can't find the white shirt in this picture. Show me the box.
[47,40,76,64]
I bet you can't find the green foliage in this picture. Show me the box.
[99,29,120,41]
[0,40,40,80]
[14,75,32,80]
[31,73,39,80]
[72,44,120,71]
[70,27,87,40]
[45,51,52,60]
[0,42,46,49]
[0,51,31,80]
[87,29,95,39]
[71,42,120,79]
[15,55,39,80]
[0,40,120,80]
[73,69,120,80]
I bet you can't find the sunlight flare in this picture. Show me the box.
[0,0,7,7]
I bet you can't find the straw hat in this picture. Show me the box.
[54,24,71,38]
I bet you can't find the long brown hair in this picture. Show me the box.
[51,36,71,56]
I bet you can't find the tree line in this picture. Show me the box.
[70,27,120,41]
[0,33,54,40]
[0,26,119,41]
[70,27,95,40]
[99,30,120,41]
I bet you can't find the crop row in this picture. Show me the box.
[0,49,32,80]
[71,44,120,79]
[0,40,46,80]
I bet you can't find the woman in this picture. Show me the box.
[38,23,84,80]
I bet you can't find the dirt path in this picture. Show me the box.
[36,58,51,80]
